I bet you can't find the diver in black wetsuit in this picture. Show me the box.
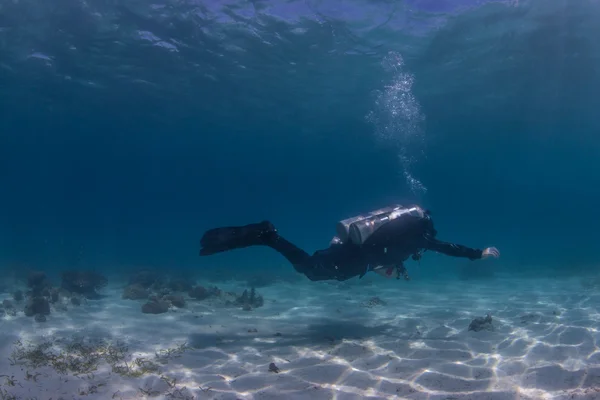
[199,205,500,282]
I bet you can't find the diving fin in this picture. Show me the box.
[200,221,277,256]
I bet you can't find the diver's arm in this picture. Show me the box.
[422,233,483,260]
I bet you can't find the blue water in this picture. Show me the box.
[1,0,599,282]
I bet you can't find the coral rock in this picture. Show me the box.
[27,271,47,288]
[34,314,47,323]
[165,294,186,308]
[141,300,170,314]
[12,291,23,302]
[129,270,160,289]
[188,286,209,300]
[468,314,494,332]
[235,287,264,311]
[122,284,149,300]
[24,297,50,317]
[61,270,108,298]
[168,279,194,293]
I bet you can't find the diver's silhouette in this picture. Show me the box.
[199,205,500,281]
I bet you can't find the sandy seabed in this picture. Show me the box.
[1,276,600,400]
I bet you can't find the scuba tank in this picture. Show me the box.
[336,205,426,246]
[335,205,401,243]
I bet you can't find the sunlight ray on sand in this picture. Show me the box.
[1,277,600,399]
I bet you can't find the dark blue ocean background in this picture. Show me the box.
[1,0,599,283]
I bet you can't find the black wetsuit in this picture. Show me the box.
[199,212,483,282]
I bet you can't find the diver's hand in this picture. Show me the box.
[482,247,500,259]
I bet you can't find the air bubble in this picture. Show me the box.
[366,51,427,195]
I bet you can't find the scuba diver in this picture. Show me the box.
[199,205,500,282]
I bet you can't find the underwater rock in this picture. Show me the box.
[27,271,48,288]
[165,294,186,308]
[61,270,108,298]
[50,289,60,304]
[27,271,53,298]
[12,290,23,302]
[155,287,172,297]
[468,314,494,332]
[129,270,161,289]
[268,363,280,373]
[141,300,170,314]
[34,314,47,323]
[188,286,208,300]
[150,280,170,293]
[361,296,387,308]
[122,284,149,300]
[71,296,81,306]
[235,287,264,311]
[3,299,14,309]
[167,278,194,293]
[24,297,50,317]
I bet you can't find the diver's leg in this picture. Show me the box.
[298,245,365,282]
[200,221,278,255]
[200,221,312,266]
[270,236,349,281]
[199,221,340,281]
[266,235,312,268]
